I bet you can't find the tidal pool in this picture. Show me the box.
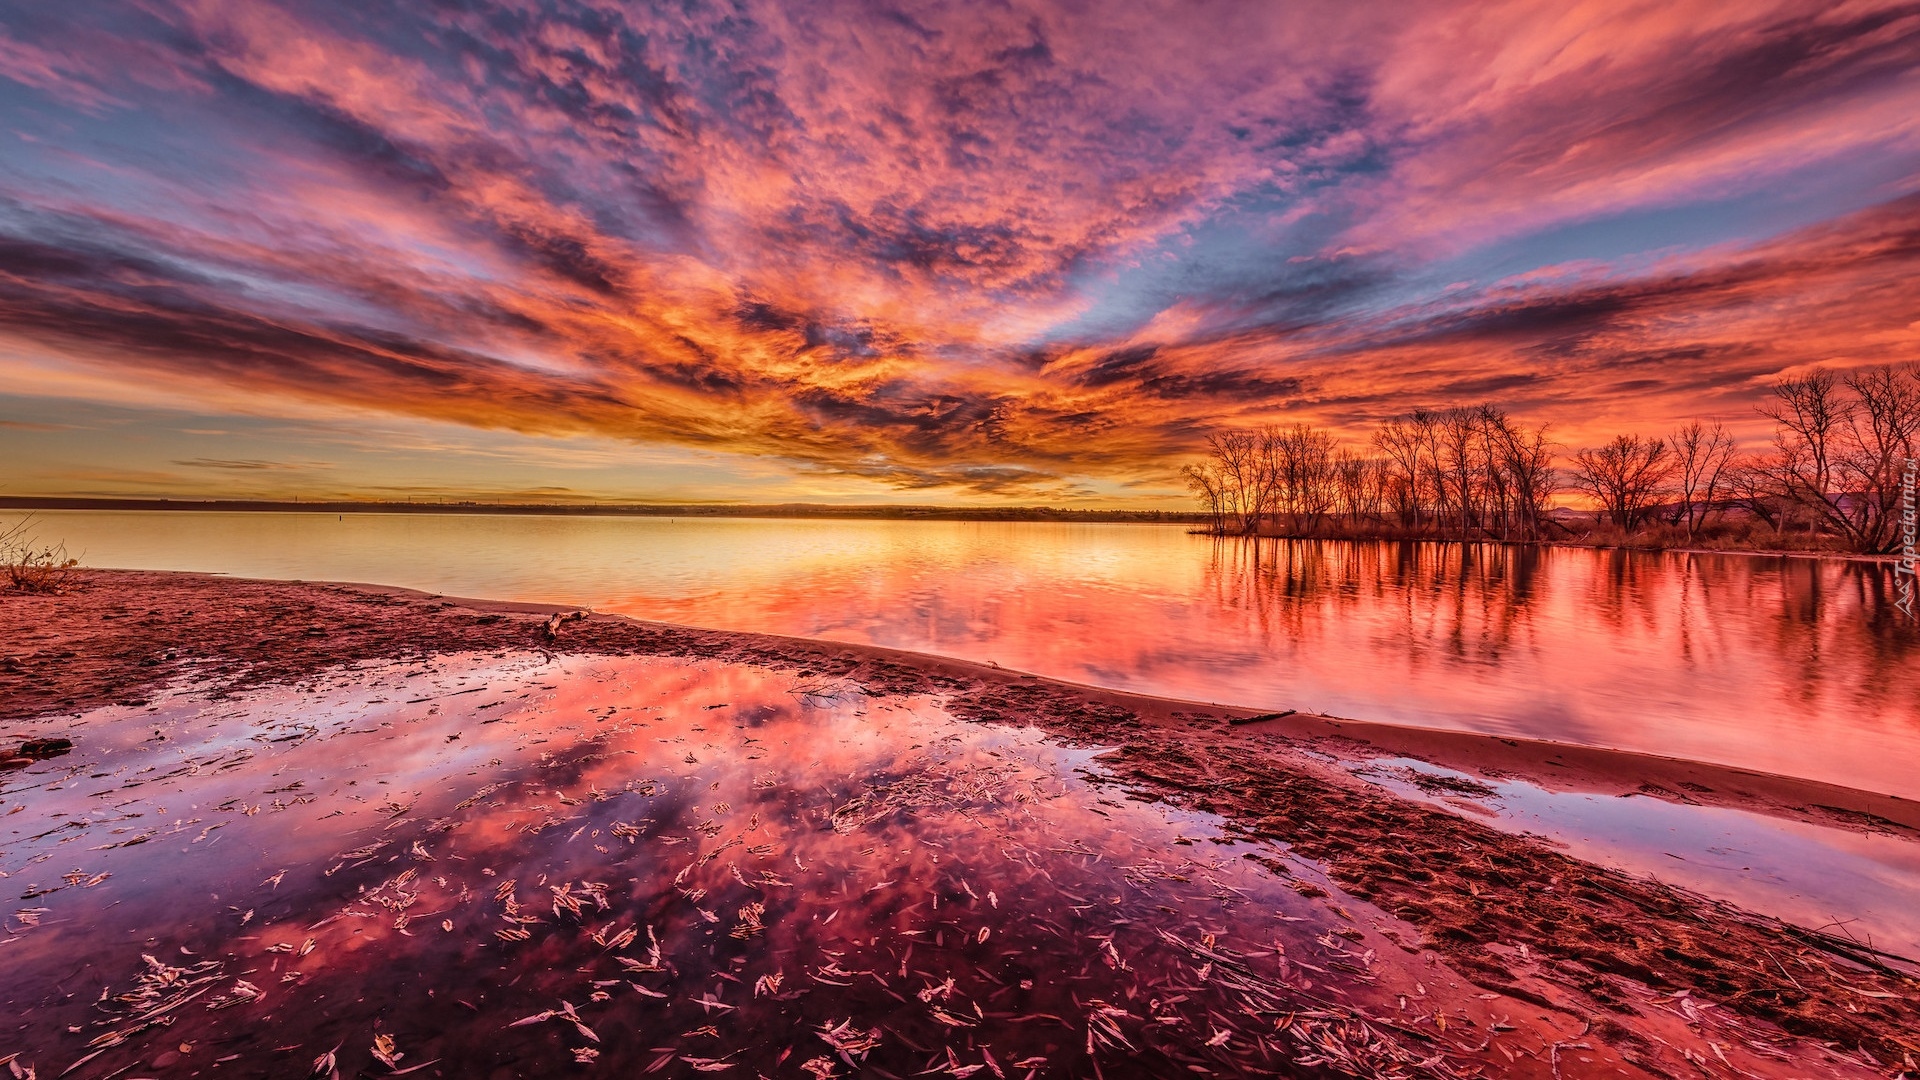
[2,653,1617,1079]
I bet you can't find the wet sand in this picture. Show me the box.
[3,571,1918,1079]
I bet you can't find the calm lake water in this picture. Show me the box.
[23,510,1920,798]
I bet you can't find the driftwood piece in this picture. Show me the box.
[2,735,73,767]
[17,736,73,756]
[1227,709,1297,726]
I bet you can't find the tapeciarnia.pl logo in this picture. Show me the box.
[1898,456,1918,618]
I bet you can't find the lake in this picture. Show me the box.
[21,510,1920,799]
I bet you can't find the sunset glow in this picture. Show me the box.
[3,1,1918,503]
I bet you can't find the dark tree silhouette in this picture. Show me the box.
[1569,435,1673,531]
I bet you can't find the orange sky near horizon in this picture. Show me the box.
[1,0,1918,505]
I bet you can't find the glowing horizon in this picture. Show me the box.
[2,0,1918,506]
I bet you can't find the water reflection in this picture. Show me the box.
[31,512,1920,798]
[1351,756,1920,960]
[1187,538,1920,796]
[4,653,1598,1078]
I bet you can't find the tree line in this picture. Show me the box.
[1183,364,1920,555]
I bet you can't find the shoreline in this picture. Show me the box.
[13,570,1915,821]
[404,583,1920,827]
[0,497,1205,524]
[6,569,1919,1074]
[14,502,1895,562]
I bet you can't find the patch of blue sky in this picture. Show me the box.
[1412,147,1920,299]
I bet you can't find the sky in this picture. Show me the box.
[1,0,1917,506]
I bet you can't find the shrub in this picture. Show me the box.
[1,516,80,594]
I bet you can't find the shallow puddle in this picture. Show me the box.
[1351,757,1920,963]
[2,653,1625,1079]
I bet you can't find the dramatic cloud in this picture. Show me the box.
[1,0,1917,499]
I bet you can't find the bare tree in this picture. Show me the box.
[1761,372,1845,473]
[1436,407,1482,539]
[1268,424,1337,533]
[1487,415,1557,541]
[1411,408,1450,532]
[1372,416,1427,529]
[1370,407,1454,531]
[1205,429,1265,534]
[1757,365,1920,552]
[1359,457,1390,522]
[1725,450,1792,533]
[1473,405,1511,539]
[1194,425,1354,537]
[1570,435,1673,530]
[1333,450,1386,526]
[1182,463,1229,534]
[1182,371,1919,553]
[1668,420,1737,538]
[1757,369,1847,538]
[1363,406,1554,540]
[1832,365,1920,552]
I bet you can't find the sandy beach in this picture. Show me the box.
[3,571,1916,1079]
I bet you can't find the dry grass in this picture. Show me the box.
[1569,519,1855,555]
[1,515,81,594]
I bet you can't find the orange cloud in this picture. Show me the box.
[0,0,1916,498]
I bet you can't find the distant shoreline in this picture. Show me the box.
[7,498,1897,560]
[0,495,1207,523]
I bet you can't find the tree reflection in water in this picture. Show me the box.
[1196,539,1919,796]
